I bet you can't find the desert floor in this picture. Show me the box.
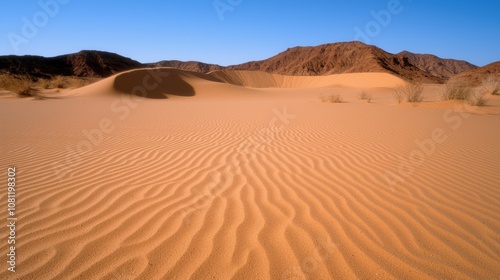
[0,69,499,279]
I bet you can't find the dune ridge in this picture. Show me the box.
[69,67,407,99]
[209,70,406,88]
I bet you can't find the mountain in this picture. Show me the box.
[0,42,484,83]
[0,50,141,78]
[397,51,477,79]
[226,42,476,83]
[450,61,500,85]
[65,51,142,77]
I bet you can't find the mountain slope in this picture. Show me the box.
[450,61,500,85]
[0,42,484,83]
[0,50,141,78]
[227,42,478,83]
[397,51,477,79]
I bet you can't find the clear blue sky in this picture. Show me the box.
[1,0,499,66]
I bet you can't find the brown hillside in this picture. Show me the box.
[397,51,477,79]
[0,50,141,78]
[65,50,142,77]
[0,42,487,84]
[227,42,444,83]
[450,61,500,85]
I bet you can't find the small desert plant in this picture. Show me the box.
[0,75,40,98]
[320,90,343,103]
[440,80,472,101]
[359,90,372,103]
[467,89,487,106]
[14,80,40,98]
[393,83,424,103]
[481,74,500,95]
[16,87,38,97]
[52,75,68,88]
[35,76,93,89]
[39,78,51,89]
[328,93,343,103]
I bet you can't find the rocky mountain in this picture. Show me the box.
[0,50,141,78]
[226,42,477,83]
[450,61,500,85]
[397,51,477,79]
[0,42,483,83]
[65,51,142,77]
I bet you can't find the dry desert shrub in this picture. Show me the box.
[359,90,372,103]
[38,76,94,89]
[440,80,472,101]
[52,75,68,88]
[39,78,52,89]
[440,79,487,106]
[481,74,500,95]
[393,83,424,103]
[0,75,40,98]
[320,91,343,103]
[467,90,487,106]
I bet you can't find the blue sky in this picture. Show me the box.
[1,0,499,66]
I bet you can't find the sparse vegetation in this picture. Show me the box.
[440,80,472,101]
[481,74,500,95]
[0,74,94,98]
[39,78,52,89]
[320,90,343,103]
[52,75,68,88]
[439,79,488,106]
[43,76,92,89]
[359,90,372,103]
[0,75,40,98]
[393,83,424,103]
[467,89,487,106]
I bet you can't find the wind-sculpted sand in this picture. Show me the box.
[0,68,498,279]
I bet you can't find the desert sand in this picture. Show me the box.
[0,68,499,279]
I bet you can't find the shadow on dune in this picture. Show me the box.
[113,68,196,99]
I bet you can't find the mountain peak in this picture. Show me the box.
[227,42,451,82]
[0,42,481,82]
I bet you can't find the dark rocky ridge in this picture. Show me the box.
[0,50,141,79]
[0,42,482,83]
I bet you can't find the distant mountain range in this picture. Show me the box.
[0,50,141,78]
[0,42,496,84]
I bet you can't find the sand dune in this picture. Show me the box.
[209,70,406,88]
[69,68,220,98]
[69,67,407,98]
[0,68,499,279]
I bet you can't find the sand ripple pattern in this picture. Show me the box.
[0,100,499,280]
